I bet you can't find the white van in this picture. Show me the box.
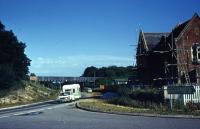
[58,84,81,102]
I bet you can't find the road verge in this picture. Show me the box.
[76,99,200,119]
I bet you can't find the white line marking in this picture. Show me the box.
[0,102,75,118]
[0,115,12,119]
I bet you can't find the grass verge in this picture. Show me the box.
[79,99,151,114]
[78,99,200,116]
[0,81,59,108]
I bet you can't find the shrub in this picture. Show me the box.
[108,97,135,107]
[130,88,164,104]
[184,102,199,112]
[117,85,131,97]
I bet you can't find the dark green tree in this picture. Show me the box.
[0,21,31,89]
[0,22,5,30]
[30,73,36,76]
[82,66,97,77]
[82,65,135,78]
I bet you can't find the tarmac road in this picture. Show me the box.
[0,100,200,129]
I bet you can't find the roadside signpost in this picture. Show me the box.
[167,85,196,111]
[167,86,195,94]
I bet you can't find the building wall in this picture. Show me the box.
[176,17,200,83]
[30,76,38,81]
[136,34,150,85]
[137,54,152,84]
[136,15,200,86]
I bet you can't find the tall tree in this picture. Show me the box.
[0,21,31,89]
[0,22,4,30]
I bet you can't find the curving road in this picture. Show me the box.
[0,101,200,129]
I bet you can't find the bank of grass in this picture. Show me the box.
[78,98,200,116]
[0,81,59,108]
[79,99,152,114]
[92,92,102,96]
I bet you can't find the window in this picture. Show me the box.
[191,43,200,64]
[197,46,200,61]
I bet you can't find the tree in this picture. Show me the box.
[0,22,4,31]
[82,65,135,78]
[0,21,31,89]
[82,66,97,77]
[30,73,36,77]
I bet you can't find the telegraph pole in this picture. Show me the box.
[94,71,96,89]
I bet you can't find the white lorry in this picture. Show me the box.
[57,84,81,102]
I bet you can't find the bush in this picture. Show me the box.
[0,64,16,89]
[117,85,131,97]
[108,96,161,109]
[104,84,131,95]
[130,88,164,103]
[108,97,136,107]
[184,102,199,112]
[173,100,184,110]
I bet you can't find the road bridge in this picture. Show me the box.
[37,76,101,83]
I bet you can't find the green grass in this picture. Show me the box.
[79,99,151,114]
[78,99,200,116]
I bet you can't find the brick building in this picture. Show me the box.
[136,13,200,87]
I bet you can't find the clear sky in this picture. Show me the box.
[0,0,200,76]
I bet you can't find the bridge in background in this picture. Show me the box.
[37,76,101,83]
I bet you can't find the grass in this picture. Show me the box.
[92,92,102,97]
[78,99,200,116]
[0,81,59,108]
[0,97,54,108]
[79,99,151,114]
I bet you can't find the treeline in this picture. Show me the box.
[82,66,135,78]
[0,21,30,90]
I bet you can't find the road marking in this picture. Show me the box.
[0,102,76,119]
[0,115,12,119]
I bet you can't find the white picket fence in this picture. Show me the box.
[183,85,200,105]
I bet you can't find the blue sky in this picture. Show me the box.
[0,0,200,76]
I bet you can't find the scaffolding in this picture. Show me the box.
[136,31,193,85]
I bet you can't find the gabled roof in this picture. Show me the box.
[137,13,200,52]
[171,13,200,41]
[171,20,189,38]
[143,32,169,51]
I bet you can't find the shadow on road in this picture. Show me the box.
[18,111,43,116]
